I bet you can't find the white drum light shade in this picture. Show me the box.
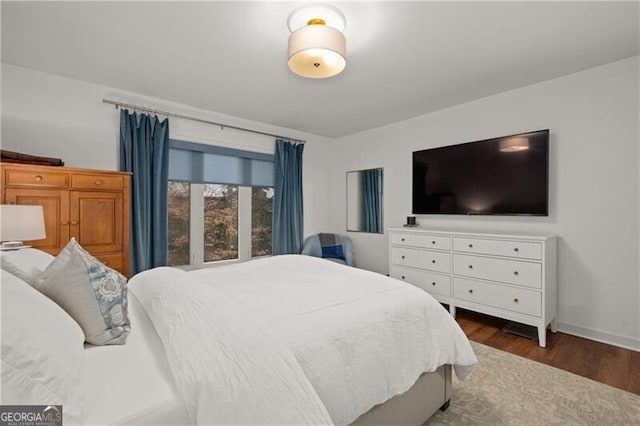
[0,205,46,245]
[288,24,346,78]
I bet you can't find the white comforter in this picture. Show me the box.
[130,255,477,425]
[130,266,333,425]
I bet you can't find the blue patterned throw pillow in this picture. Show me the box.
[36,238,130,345]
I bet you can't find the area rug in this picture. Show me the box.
[428,342,640,425]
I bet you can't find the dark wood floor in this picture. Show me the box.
[454,308,640,395]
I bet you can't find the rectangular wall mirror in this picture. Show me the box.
[347,168,383,233]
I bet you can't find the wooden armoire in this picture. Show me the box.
[0,163,131,276]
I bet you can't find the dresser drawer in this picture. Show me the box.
[71,174,124,190]
[453,237,542,260]
[390,266,451,297]
[453,254,542,289]
[453,277,541,317]
[390,233,451,250]
[5,169,69,188]
[391,247,451,273]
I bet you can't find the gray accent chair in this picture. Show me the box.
[301,234,355,266]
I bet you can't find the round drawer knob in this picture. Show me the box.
[468,289,474,294]
[61,220,69,225]
[95,180,103,185]
[514,298,519,303]
[401,255,405,259]
[514,247,519,252]
[468,265,473,269]
[401,238,405,242]
[34,175,43,182]
[468,244,473,248]
[432,282,436,286]
[401,276,405,280]
[431,241,436,244]
[514,271,519,276]
[431,260,436,264]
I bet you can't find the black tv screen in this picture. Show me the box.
[412,130,549,216]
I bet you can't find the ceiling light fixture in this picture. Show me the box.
[287,4,346,79]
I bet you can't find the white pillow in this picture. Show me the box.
[0,248,54,286]
[1,270,85,425]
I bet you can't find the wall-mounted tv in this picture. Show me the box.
[412,129,549,216]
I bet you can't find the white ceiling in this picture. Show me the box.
[2,1,639,138]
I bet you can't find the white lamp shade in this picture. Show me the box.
[288,24,346,78]
[0,205,46,242]
[499,137,530,152]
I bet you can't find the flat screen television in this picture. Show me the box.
[412,129,549,216]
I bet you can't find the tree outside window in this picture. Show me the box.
[167,182,273,266]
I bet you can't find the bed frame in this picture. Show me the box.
[351,365,452,425]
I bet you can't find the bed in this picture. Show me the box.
[1,250,477,425]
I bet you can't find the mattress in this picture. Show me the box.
[81,293,190,425]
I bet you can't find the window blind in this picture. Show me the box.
[168,140,275,187]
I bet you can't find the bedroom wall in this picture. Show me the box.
[0,63,336,236]
[328,56,640,350]
[3,60,638,350]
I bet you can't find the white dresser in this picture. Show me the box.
[388,227,557,347]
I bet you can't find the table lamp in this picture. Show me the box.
[0,204,46,250]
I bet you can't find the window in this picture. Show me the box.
[204,184,238,262]
[168,183,272,266]
[251,187,274,257]
[166,139,276,267]
[168,182,190,266]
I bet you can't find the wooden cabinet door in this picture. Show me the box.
[4,188,70,255]
[70,191,123,254]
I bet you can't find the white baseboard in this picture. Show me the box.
[557,322,640,352]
